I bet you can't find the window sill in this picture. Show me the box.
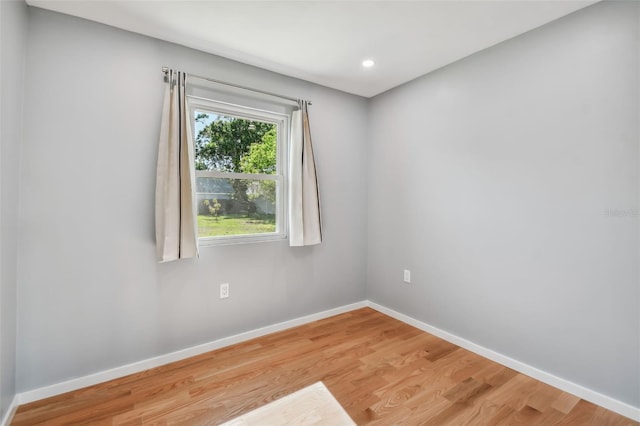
[198,233,287,247]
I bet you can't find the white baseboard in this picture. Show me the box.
[366,301,640,422]
[1,395,19,426]
[12,299,639,423]
[16,301,367,406]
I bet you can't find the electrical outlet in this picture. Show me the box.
[220,283,229,299]
[403,270,411,283]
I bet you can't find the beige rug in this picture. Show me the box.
[221,382,356,426]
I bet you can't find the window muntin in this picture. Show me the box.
[190,98,287,245]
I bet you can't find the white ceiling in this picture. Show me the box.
[27,0,598,98]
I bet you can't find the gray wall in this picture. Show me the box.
[0,0,28,418]
[16,8,367,391]
[367,1,639,407]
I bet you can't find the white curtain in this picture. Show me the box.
[289,100,322,246]
[155,70,199,261]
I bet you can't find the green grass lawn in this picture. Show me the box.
[198,214,276,237]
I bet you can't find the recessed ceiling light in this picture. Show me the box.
[362,59,375,68]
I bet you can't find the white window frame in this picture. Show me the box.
[188,96,288,246]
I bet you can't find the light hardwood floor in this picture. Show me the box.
[12,308,638,425]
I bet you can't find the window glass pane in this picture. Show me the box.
[196,176,277,238]
[194,111,277,175]
[190,99,286,244]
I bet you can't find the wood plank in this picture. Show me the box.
[11,308,637,425]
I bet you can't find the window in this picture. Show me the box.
[189,98,288,245]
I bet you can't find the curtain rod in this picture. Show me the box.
[162,67,311,105]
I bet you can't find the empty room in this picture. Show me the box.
[1,0,638,424]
